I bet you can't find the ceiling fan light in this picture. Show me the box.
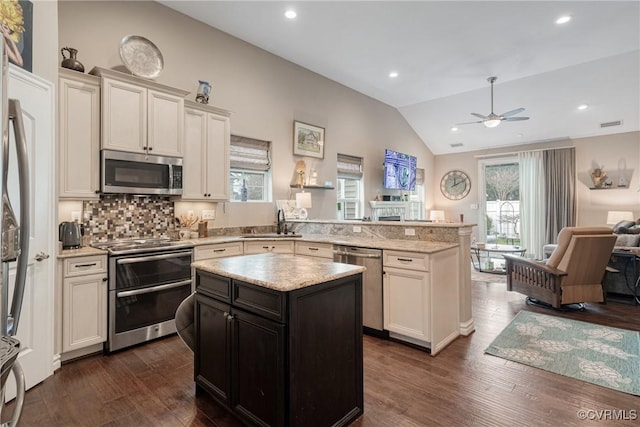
[484,119,501,128]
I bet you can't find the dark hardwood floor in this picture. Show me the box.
[6,278,640,426]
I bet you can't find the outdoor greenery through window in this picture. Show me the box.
[484,161,520,245]
[229,135,271,202]
[337,154,363,219]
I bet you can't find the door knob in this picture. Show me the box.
[34,252,50,262]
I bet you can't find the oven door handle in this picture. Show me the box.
[116,251,192,264]
[116,279,192,298]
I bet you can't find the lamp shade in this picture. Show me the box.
[295,192,312,209]
[429,209,445,222]
[606,211,634,225]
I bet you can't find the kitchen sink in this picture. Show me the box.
[241,233,302,239]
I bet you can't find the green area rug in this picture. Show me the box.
[485,311,640,396]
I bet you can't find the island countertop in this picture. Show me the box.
[192,253,365,292]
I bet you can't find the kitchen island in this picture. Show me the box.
[192,253,365,427]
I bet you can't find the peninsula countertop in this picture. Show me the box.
[192,253,365,292]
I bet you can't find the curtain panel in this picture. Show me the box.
[544,147,577,243]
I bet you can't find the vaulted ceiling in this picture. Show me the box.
[159,1,640,155]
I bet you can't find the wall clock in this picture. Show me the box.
[440,170,471,200]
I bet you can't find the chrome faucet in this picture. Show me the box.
[276,209,285,234]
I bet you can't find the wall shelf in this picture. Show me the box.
[589,185,629,190]
[290,184,334,190]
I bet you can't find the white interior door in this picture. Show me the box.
[3,66,55,399]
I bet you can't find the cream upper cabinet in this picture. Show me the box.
[58,69,101,199]
[183,101,231,200]
[90,67,188,157]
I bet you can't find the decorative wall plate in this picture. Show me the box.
[119,35,164,79]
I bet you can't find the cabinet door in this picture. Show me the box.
[59,75,101,199]
[232,308,285,427]
[195,294,232,404]
[205,112,230,200]
[383,266,430,342]
[244,240,295,254]
[62,273,107,352]
[148,89,184,157]
[101,77,147,153]
[183,107,208,200]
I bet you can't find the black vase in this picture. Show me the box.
[60,47,85,73]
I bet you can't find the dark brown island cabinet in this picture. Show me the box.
[193,253,365,427]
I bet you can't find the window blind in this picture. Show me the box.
[230,135,271,171]
[337,153,363,179]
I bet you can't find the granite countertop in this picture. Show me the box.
[188,234,458,254]
[57,246,107,259]
[59,232,459,259]
[193,253,365,292]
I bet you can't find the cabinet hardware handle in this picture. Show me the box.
[213,249,226,253]
[397,258,413,262]
[35,252,50,262]
[148,146,153,151]
[308,247,319,251]
[262,246,269,249]
[75,262,97,268]
[223,311,229,319]
[102,277,108,282]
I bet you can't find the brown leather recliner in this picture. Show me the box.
[504,227,617,308]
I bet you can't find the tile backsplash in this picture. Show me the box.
[83,195,175,242]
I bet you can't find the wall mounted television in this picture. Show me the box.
[383,149,417,191]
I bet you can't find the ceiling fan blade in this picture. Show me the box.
[503,116,529,121]
[471,113,488,119]
[500,107,525,118]
[456,120,483,125]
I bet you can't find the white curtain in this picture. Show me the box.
[519,151,546,259]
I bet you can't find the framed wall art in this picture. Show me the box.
[0,0,33,72]
[293,120,324,159]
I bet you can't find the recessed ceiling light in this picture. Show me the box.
[450,127,459,132]
[577,104,588,110]
[389,71,398,78]
[555,15,571,24]
[516,133,524,137]
[284,10,297,19]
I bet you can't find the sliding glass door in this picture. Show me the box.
[478,156,521,246]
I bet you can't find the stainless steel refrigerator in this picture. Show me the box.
[0,36,29,426]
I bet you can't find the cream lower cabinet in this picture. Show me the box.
[244,240,295,254]
[58,69,101,199]
[183,101,231,200]
[61,255,108,354]
[383,248,459,356]
[294,241,333,259]
[194,241,244,261]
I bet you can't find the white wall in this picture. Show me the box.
[57,1,433,227]
[434,131,640,240]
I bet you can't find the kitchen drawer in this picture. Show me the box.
[294,241,333,259]
[195,242,243,260]
[197,271,232,303]
[63,255,107,278]
[243,240,294,254]
[383,250,429,272]
[233,280,286,323]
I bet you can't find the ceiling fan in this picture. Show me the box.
[457,76,529,128]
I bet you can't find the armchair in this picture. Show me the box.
[504,227,617,309]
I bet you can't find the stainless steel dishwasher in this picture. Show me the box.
[333,245,386,336]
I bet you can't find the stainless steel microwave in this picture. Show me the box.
[101,150,183,195]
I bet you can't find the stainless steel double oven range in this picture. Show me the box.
[92,238,194,352]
